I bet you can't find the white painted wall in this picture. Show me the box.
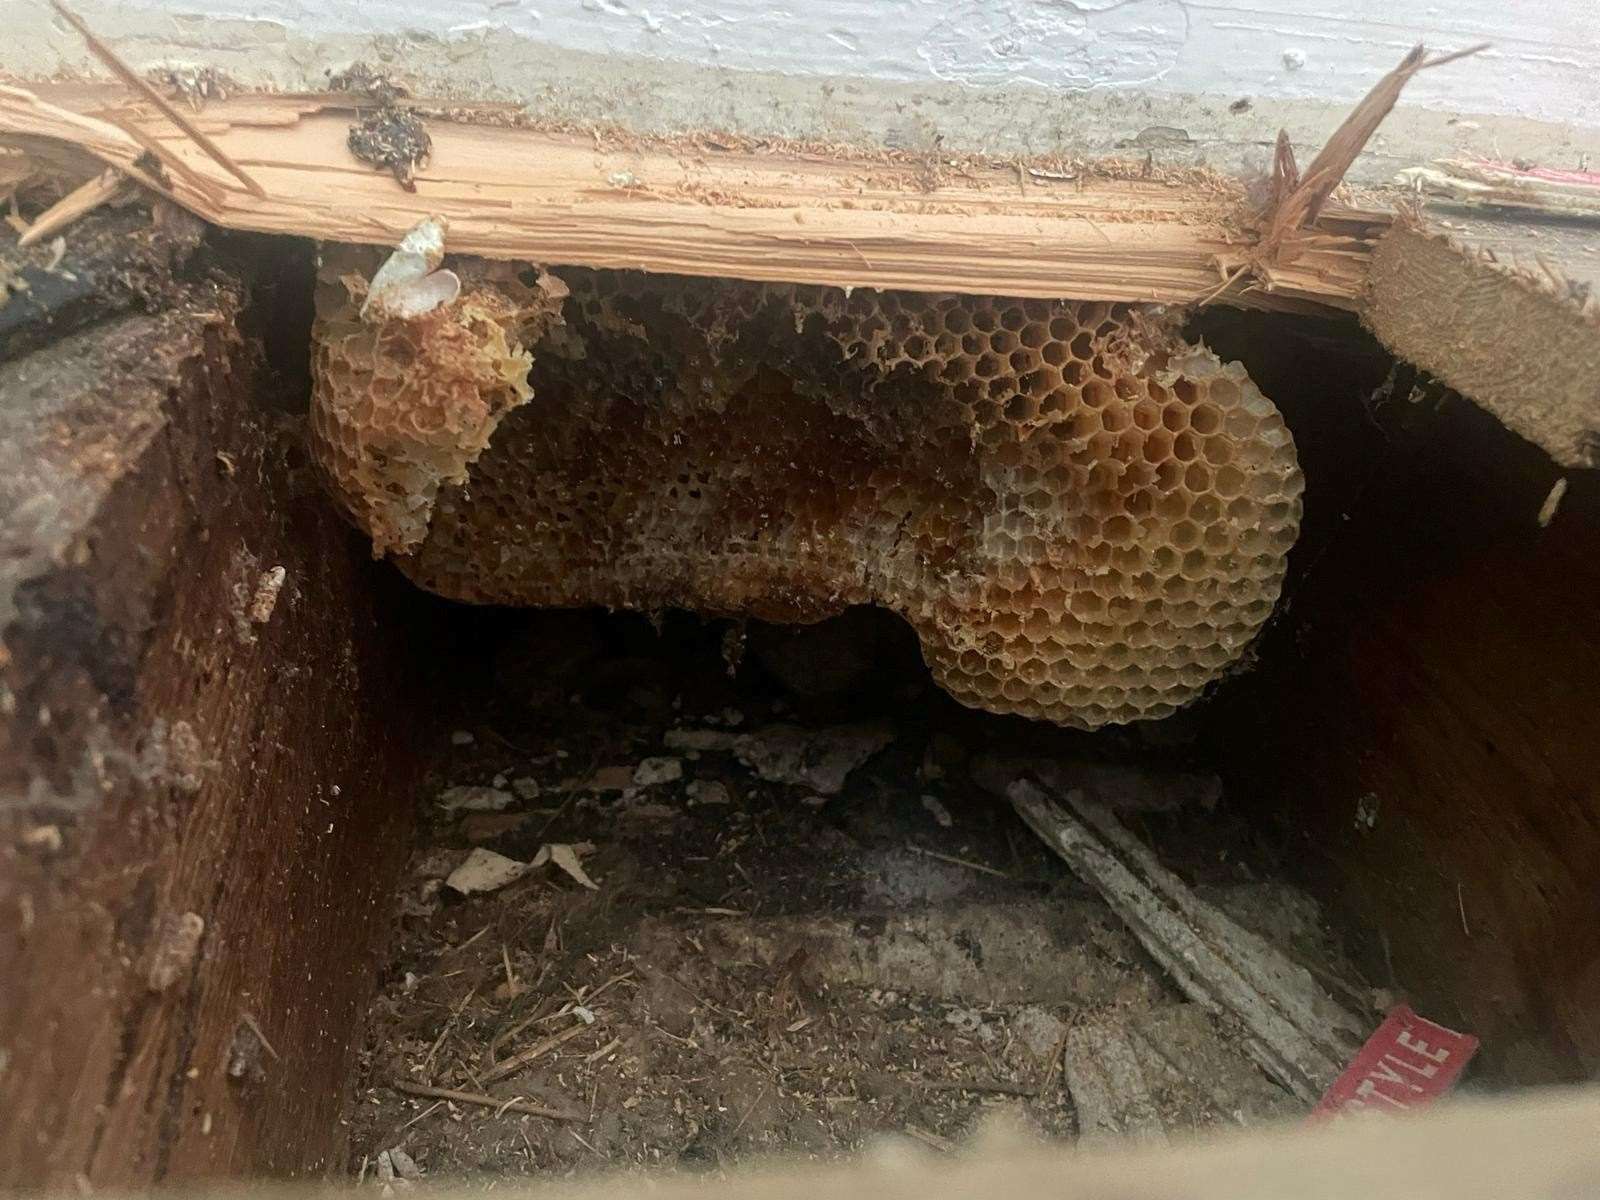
[6,0,1598,178]
[83,0,1598,127]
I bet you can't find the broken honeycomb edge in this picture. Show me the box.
[311,256,1303,730]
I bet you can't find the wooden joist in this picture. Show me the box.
[0,84,1383,314]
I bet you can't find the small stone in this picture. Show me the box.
[511,776,541,800]
[492,772,508,788]
[945,1007,984,1035]
[734,723,893,795]
[1011,1005,1070,1062]
[685,780,731,806]
[921,794,954,827]
[436,785,514,812]
[19,824,62,854]
[633,757,684,786]
[386,1148,422,1181]
[450,730,474,745]
[800,795,829,809]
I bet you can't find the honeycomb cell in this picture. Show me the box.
[311,261,1304,730]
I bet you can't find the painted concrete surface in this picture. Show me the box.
[3,0,1597,179]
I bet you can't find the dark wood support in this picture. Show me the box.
[0,219,439,1189]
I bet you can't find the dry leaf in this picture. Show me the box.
[533,842,600,890]
[445,848,530,894]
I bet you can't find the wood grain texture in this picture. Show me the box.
[0,225,439,1189]
[0,86,1383,314]
[1363,221,1600,468]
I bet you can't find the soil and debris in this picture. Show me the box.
[348,607,1378,1182]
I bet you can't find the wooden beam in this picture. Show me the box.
[0,85,1383,314]
[0,212,441,1190]
[1364,214,1600,468]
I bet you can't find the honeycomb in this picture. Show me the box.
[312,258,1303,729]
[310,246,568,556]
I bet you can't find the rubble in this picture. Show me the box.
[684,780,731,806]
[731,724,894,795]
[351,611,1376,1179]
[632,757,683,786]
[533,842,600,891]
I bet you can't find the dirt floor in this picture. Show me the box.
[345,607,1377,1185]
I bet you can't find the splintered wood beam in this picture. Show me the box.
[0,85,1384,313]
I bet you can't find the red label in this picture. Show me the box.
[1311,1006,1479,1118]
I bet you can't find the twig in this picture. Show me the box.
[48,0,267,198]
[1038,1029,1070,1099]
[727,1082,770,1139]
[396,1100,444,1133]
[879,1072,1039,1097]
[17,168,126,247]
[1197,263,1251,307]
[902,1125,955,1153]
[502,943,518,995]
[482,1021,591,1084]
[581,970,635,1006]
[905,843,1010,879]
[444,924,492,957]
[422,985,477,1075]
[585,1035,622,1064]
[490,997,560,1057]
[389,1079,581,1121]
[1457,883,1471,938]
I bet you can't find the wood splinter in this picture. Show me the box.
[47,0,267,198]
[16,167,127,246]
[389,1079,583,1122]
[1258,41,1490,262]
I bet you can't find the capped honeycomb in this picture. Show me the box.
[312,257,1303,729]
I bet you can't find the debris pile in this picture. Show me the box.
[349,615,1384,1178]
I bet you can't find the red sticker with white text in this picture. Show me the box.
[1311,1005,1478,1118]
